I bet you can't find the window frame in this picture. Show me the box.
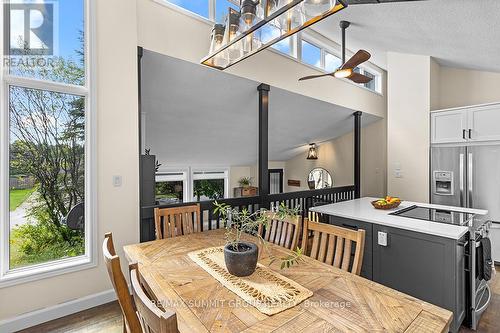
[190,167,229,202]
[155,169,189,204]
[298,32,383,94]
[300,38,323,69]
[0,0,97,288]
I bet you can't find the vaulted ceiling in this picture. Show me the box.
[314,0,500,72]
[141,51,380,166]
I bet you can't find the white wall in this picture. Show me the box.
[387,53,432,202]
[284,119,386,197]
[436,67,500,110]
[136,0,387,119]
[0,0,140,322]
[0,0,388,325]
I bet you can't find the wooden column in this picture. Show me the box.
[258,84,270,208]
[354,111,362,199]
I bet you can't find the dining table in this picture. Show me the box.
[124,229,453,333]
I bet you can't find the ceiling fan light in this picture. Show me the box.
[334,68,352,79]
[307,143,318,160]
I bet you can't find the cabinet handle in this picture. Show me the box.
[342,223,358,230]
[463,129,466,140]
[468,129,472,139]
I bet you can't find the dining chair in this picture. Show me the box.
[154,204,201,240]
[301,219,366,275]
[103,233,142,333]
[129,263,179,333]
[257,212,302,250]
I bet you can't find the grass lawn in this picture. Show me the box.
[9,188,35,211]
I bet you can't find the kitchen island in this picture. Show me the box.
[310,197,488,333]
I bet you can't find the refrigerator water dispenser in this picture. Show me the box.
[434,171,454,196]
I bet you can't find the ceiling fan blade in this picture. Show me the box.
[298,73,333,81]
[348,72,373,84]
[341,50,371,70]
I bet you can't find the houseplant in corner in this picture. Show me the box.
[214,202,303,277]
[238,176,252,188]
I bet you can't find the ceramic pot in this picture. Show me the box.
[224,242,258,277]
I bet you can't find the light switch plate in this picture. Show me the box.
[378,231,388,246]
[113,175,122,187]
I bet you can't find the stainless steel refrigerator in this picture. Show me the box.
[431,145,500,263]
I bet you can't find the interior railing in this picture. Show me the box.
[140,185,354,241]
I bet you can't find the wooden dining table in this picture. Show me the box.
[124,229,452,333]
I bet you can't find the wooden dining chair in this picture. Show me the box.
[301,219,366,275]
[257,212,302,250]
[103,233,142,333]
[129,263,179,333]
[154,204,201,240]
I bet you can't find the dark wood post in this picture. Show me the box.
[258,84,270,208]
[354,111,362,199]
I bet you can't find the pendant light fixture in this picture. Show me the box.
[307,143,318,160]
[202,0,347,70]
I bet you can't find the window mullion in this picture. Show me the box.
[4,75,89,96]
[209,0,216,21]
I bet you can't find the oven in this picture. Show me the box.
[465,221,492,330]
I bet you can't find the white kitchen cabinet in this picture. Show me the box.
[431,103,500,144]
[431,110,468,144]
[468,104,500,142]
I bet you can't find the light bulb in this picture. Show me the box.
[303,0,337,18]
[277,0,305,32]
[334,68,353,79]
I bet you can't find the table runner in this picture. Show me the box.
[188,246,313,315]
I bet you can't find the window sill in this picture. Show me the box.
[0,256,96,288]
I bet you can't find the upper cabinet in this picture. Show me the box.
[431,110,468,144]
[468,104,500,142]
[431,103,500,144]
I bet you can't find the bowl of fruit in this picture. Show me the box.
[371,196,402,210]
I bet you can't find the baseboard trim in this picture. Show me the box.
[0,289,117,333]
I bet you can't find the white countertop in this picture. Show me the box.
[310,197,488,240]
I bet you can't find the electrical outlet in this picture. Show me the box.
[113,175,122,187]
[378,231,388,246]
[394,170,403,178]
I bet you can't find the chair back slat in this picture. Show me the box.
[103,233,142,333]
[333,236,343,268]
[129,263,179,333]
[258,213,301,250]
[325,236,335,265]
[301,220,366,275]
[154,204,201,240]
[317,232,328,262]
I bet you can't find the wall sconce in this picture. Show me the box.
[307,143,318,160]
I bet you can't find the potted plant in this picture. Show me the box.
[238,176,252,188]
[214,202,303,277]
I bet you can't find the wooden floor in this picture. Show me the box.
[17,267,500,333]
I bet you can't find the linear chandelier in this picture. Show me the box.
[201,0,348,70]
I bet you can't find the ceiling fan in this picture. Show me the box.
[299,21,372,84]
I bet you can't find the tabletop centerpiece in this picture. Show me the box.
[214,202,303,277]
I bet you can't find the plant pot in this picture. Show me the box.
[224,242,258,277]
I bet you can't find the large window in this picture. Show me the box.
[192,170,228,202]
[1,0,94,285]
[155,171,188,205]
[301,40,322,68]
[154,168,228,204]
[166,0,209,19]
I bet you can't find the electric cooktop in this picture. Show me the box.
[390,205,474,226]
